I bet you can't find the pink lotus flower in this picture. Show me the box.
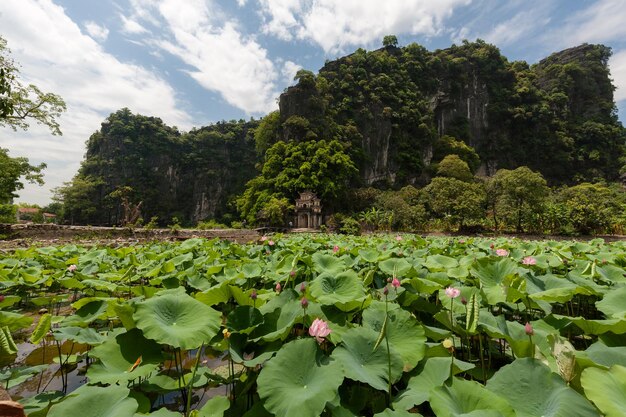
[391,277,401,288]
[268,240,275,246]
[309,318,331,343]
[67,264,77,272]
[260,236,268,241]
[445,287,461,298]
[333,245,339,253]
[275,282,281,293]
[522,256,537,265]
[524,322,534,336]
[496,249,509,257]
[395,235,402,241]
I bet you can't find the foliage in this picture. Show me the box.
[0,147,46,204]
[486,166,549,232]
[0,36,66,135]
[556,182,624,234]
[423,177,486,230]
[0,234,624,415]
[436,154,473,182]
[432,135,481,172]
[0,204,16,223]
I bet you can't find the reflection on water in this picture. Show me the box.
[8,338,231,413]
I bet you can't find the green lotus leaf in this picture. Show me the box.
[0,365,47,389]
[228,333,279,367]
[257,338,344,417]
[135,408,181,416]
[374,409,420,417]
[584,340,626,368]
[486,358,599,417]
[312,253,346,275]
[430,377,516,417]
[526,274,580,303]
[331,327,403,391]
[0,295,21,308]
[196,283,232,306]
[470,257,517,287]
[359,248,382,263]
[566,316,626,335]
[596,286,626,319]
[424,255,458,271]
[48,385,138,417]
[87,328,162,384]
[63,299,110,326]
[581,365,626,417]
[30,313,52,345]
[53,326,106,345]
[227,306,264,333]
[0,311,33,331]
[20,391,64,417]
[378,258,412,276]
[191,395,230,417]
[363,303,426,371]
[310,270,366,308]
[134,292,221,349]
[394,357,474,410]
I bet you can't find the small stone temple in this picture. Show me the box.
[294,191,322,229]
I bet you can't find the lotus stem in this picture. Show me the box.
[478,333,486,384]
[185,343,204,416]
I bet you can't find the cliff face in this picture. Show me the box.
[277,41,623,184]
[73,109,258,226]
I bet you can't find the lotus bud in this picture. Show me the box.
[524,322,534,336]
[300,297,309,309]
[333,245,339,253]
[391,278,400,288]
[490,243,494,249]
[300,282,306,292]
[275,282,281,293]
[383,286,389,296]
[290,270,296,277]
[222,328,231,339]
[461,296,467,305]
[250,289,257,300]
[67,264,77,272]
[268,240,275,246]
[0,295,4,303]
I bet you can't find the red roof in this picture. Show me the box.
[18,207,40,214]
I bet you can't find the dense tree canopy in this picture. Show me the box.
[0,147,45,204]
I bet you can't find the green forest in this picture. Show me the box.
[4,38,626,235]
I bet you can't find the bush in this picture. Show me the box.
[0,204,16,223]
[339,217,361,235]
[197,219,229,230]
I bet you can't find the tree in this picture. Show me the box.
[382,35,398,48]
[0,147,45,204]
[487,166,548,232]
[557,183,622,234]
[436,154,474,182]
[0,36,66,135]
[423,177,486,230]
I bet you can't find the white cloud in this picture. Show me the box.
[0,0,193,205]
[237,0,247,6]
[128,0,279,114]
[610,49,626,102]
[84,21,109,42]
[281,60,302,83]
[258,0,470,54]
[554,0,626,46]
[475,10,550,47]
[120,14,149,35]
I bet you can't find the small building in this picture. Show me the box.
[295,191,322,229]
[43,213,57,223]
[16,207,40,223]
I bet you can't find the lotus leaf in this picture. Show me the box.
[331,327,403,391]
[581,365,626,417]
[310,270,366,308]
[257,338,344,417]
[363,303,426,371]
[134,292,221,349]
[486,358,599,417]
[48,385,138,417]
[429,377,516,417]
[87,328,162,384]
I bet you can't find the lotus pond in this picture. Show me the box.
[1,234,625,417]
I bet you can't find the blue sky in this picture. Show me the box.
[2,0,626,205]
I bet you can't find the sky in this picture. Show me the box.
[2,0,626,205]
